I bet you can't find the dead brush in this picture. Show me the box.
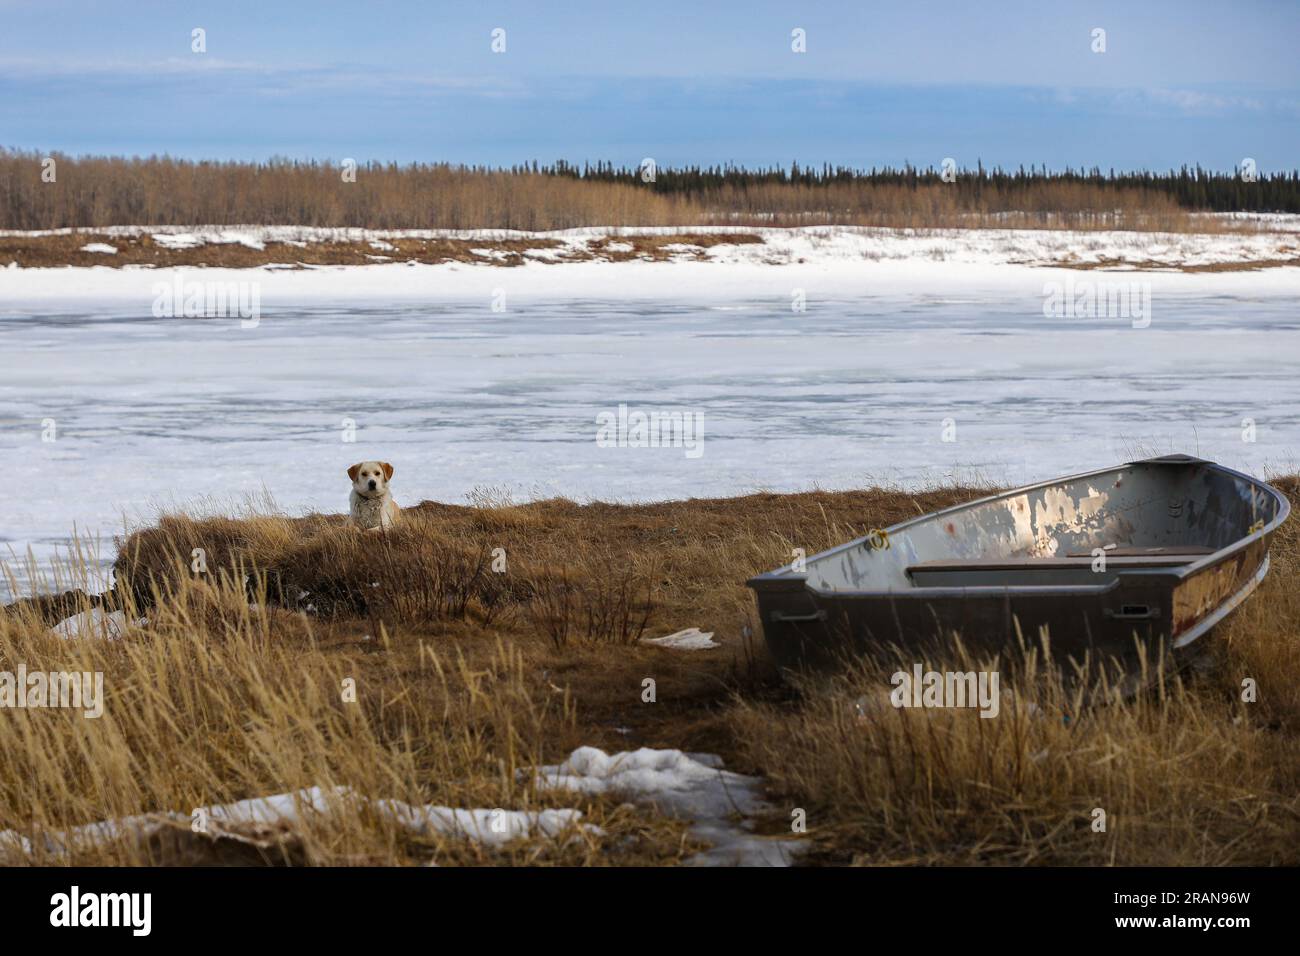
[524,549,657,649]
[363,528,521,627]
[111,513,303,611]
[113,512,526,627]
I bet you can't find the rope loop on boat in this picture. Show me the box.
[865,528,890,551]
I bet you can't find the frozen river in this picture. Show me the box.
[2,273,1299,601]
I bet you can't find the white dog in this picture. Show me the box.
[348,461,401,531]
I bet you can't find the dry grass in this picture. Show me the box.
[0,231,764,270]
[2,480,1297,866]
[1053,254,1300,273]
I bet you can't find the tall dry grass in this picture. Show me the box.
[731,640,1299,865]
[1,480,1296,865]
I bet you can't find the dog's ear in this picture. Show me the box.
[381,462,394,481]
[347,463,362,482]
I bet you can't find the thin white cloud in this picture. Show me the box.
[1138,88,1265,114]
[0,55,531,98]
[1039,85,1285,116]
[0,55,281,77]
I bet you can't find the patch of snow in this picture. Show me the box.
[641,627,718,650]
[0,785,599,859]
[222,231,266,251]
[80,243,117,255]
[148,230,265,251]
[372,800,597,846]
[151,232,204,250]
[50,607,128,641]
[531,746,802,866]
[1204,212,1300,232]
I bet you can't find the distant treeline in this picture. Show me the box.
[2,149,1296,231]
[556,160,1300,214]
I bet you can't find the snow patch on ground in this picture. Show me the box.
[79,243,117,254]
[531,746,802,866]
[50,607,129,641]
[641,627,718,650]
[149,230,265,251]
[371,799,596,846]
[151,232,204,250]
[0,785,600,859]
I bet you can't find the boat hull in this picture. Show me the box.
[748,457,1288,679]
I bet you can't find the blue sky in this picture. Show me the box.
[1,0,1297,171]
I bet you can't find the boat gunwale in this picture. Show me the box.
[746,455,1291,598]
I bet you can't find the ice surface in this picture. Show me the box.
[2,226,1298,601]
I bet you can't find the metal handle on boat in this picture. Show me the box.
[1105,604,1160,621]
[771,609,828,623]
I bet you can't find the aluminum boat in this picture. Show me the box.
[747,455,1290,678]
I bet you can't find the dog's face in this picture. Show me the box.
[348,461,394,498]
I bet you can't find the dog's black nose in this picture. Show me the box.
[368,480,377,491]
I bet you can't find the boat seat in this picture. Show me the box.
[906,549,1213,587]
[1063,546,1215,558]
